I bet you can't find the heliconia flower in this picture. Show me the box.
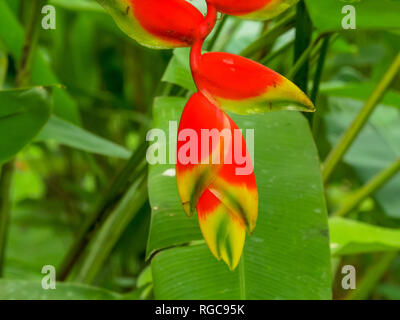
[176,92,231,216]
[98,0,205,49]
[207,0,299,20]
[192,51,315,114]
[176,91,258,270]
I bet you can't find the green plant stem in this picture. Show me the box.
[72,175,148,284]
[0,162,15,277]
[345,252,397,300]
[310,36,331,104]
[292,1,312,93]
[16,0,46,87]
[0,0,44,277]
[287,33,329,81]
[240,10,295,58]
[311,35,331,137]
[206,14,227,51]
[322,53,400,183]
[0,50,8,88]
[260,39,294,65]
[333,158,400,217]
[58,143,147,280]
[216,19,241,52]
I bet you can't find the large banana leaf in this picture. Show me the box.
[146,96,331,299]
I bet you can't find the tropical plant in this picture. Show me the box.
[0,0,399,300]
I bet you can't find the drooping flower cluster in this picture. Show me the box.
[99,0,314,270]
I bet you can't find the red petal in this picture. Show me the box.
[132,0,204,46]
[208,0,298,20]
[193,52,314,113]
[208,0,270,15]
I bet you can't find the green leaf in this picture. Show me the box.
[37,116,131,159]
[0,87,51,164]
[329,217,400,256]
[147,96,331,299]
[0,280,121,300]
[162,48,196,92]
[305,0,400,32]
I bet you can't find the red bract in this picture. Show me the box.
[177,93,258,270]
[176,92,231,216]
[193,52,315,114]
[207,116,258,234]
[208,0,269,15]
[131,0,204,46]
[98,0,206,48]
[208,0,299,20]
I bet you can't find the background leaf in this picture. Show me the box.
[329,217,400,256]
[0,87,51,164]
[37,115,131,159]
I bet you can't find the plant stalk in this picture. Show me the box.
[72,175,148,284]
[240,10,296,58]
[0,0,44,277]
[58,143,147,280]
[345,252,397,300]
[333,158,400,217]
[322,52,400,183]
[311,35,331,137]
[292,1,312,94]
[206,14,227,52]
[0,162,15,276]
[260,39,294,65]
